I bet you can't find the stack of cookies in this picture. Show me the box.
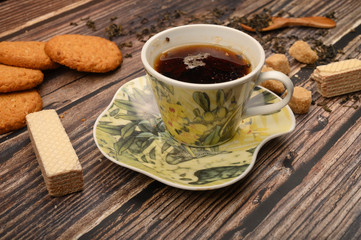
[26,110,84,197]
[311,59,361,97]
[0,41,52,134]
[0,34,122,134]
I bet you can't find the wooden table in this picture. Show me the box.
[1,0,360,239]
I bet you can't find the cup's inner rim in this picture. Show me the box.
[141,24,265,90]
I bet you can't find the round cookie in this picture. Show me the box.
[0,64,44,93]
[0,90,43,134]
[0,41,59,70]
[45,34,123,73]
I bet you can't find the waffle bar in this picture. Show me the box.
[26,110,83,197]
[311,59,361,97]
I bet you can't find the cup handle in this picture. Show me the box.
[243,71,294,118]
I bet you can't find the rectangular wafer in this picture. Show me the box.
[311,59,361,97]
[26,109,83,197]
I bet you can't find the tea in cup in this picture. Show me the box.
[141,24,293,147]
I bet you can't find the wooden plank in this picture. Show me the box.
[0,0,360,239]
[0,0,93,39]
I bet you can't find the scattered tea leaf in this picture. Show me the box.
[119,41,133,49]
[105,23,124,39]
[86,20,96,31]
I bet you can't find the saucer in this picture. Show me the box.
[93,76,295,190]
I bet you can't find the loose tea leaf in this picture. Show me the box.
[238,8,273,32]
[86,20,96,31]
[105,23,124,40]
[325,11,337,20]
[317,102,332,112]
[119,41,133,49]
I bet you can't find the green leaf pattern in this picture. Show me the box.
[94,76,294,188]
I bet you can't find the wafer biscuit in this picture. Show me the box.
[0,41,59,70]
[0,90,42,134]
[0,64,43,93]
[26,110,83,197]
[45,34,122,73]
[311,59,361,97]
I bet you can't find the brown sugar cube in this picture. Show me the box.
[26,110,83,197]
[289,40,318,64]
[260,65,286,94]
[261,65,274,72]
[284,86,312,114]
[265,54,291,75]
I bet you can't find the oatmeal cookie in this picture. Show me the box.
[0,64,43,93]
[0,41,59,70]
[45,34,122,73]
[0,89,42,134]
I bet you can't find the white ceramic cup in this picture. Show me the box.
[141,24,293,147]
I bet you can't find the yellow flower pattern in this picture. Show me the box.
[148,74,249,146]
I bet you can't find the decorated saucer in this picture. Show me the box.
[93,76,295,190]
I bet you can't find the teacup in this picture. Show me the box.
[141,24,293,147]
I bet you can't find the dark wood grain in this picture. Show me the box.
[0,0,360,239]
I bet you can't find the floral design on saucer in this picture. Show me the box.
[93,76,295,190]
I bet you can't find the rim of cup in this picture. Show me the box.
[141,24,265,90]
